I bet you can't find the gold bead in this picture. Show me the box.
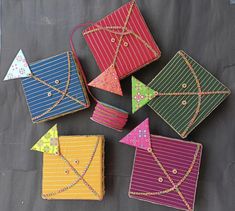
[182,83,187,89]
[182,100,187,106]
[74,160,79,164]
[124,42,128,47]
[64,170,69,174]
[172,169,178,174]
[147,148,152,153]
[158,177,163,183]
[47,92,52,97]
[55,80,60,84]
[111,38,115,43]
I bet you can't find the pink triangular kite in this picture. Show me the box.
[120,118,151,150]
[88,65,123,96]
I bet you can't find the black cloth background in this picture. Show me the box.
[0,0,235,210]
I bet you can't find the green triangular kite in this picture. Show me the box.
[132,77,156,113]
[31,124,59,155]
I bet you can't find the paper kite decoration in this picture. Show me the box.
[120,118,203,211]
[4,50,90,123]
[83,0,161,96]
[132,50,231,138]
[4,49,31,81]
[31,124,59,154]
[88,65,123,96]
[31,124,105,200]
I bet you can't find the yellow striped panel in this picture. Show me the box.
[42,135,104,200]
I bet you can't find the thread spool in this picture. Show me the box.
[91,102,128,132]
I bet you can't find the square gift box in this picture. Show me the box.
[120,118,203,211]
[132,50,231,138]
[129,135,202,211]
[83,0,161,80]
[42,135,105,200]
[21,51,90,123]
[31,125,105,200]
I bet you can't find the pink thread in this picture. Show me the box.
[91,102,128,131]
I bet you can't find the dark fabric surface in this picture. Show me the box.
[0,0,234,210]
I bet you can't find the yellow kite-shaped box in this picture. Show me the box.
[31,124,105,200]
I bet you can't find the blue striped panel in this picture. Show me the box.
[21,52,89,123]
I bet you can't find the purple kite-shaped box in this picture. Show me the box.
[120,118,203,211]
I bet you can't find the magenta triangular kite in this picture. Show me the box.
[120,118,151,150]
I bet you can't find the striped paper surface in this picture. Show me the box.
[129,135,202,211]
[42,135,104,200]
[148,51,230,138]
[21,52,89,123]
[83,1,161,79]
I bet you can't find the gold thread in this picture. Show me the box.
[83,0,159,67]
[31,52,87,121]
[85,25,159,58]
[178,51,202,138]
[130,144,201,211]
[157,90,230,96]
[112,0,135,66]
[42,139,100,199]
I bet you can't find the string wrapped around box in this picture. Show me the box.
[70,23,128,132]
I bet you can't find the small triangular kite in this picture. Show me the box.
[132,77,156,113]
[31,124,59,155]
[120,118,151,150]
[88,65,123,96]
[4,49,31,81]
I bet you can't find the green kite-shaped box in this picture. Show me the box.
[132,50,231,138]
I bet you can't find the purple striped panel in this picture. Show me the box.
[129,135,202,211]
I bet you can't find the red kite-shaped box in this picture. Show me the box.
[83,0,161,96]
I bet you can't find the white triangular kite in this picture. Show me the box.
[4,49,31,81]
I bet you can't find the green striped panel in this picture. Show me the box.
[148,50,230,138]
